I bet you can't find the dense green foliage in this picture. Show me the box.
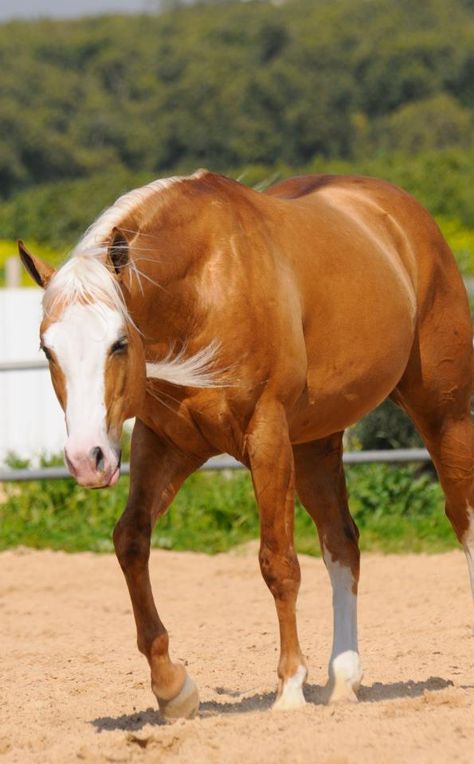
[0,457,452,555]
[1,0,474,248]
[351,400,423,452]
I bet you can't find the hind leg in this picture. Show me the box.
[294,433,363,702]
[394,293,474,614]
[396,393,474,604]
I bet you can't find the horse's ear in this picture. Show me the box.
[106,227,129,279]
[18,240,56,288]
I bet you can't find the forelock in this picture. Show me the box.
[43,256,129,322]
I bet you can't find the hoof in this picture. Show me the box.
[272,688,306,711]
[272,665,307,711]
[328,680,360,704]
[157,674,200,721]
[327,650,362,705]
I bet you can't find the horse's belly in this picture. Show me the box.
[288,363,407,443]
[288,278,416,443]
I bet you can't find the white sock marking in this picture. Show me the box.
[272,664,307,711]
[323,546,362,700]
[463,507,474,616]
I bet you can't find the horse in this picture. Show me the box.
[19,169,473,720]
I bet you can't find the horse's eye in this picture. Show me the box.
[111,337,128,355]
[41,345,53,362]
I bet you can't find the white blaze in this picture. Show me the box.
[44,302,124,451]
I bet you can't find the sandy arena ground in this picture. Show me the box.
[1,545,473,764]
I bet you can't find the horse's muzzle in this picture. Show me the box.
[64,444,121,488]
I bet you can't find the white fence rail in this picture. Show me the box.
[0,449,432,482]
[0,360,48,371]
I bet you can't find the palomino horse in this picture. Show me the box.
[19,170,473,719]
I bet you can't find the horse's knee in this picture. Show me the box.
[113,517,151,572]
[259,542,301,599]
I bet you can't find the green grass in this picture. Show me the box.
[0,461,456,556]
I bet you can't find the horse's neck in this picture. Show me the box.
[126,239,202,347]
[124,174,267,345]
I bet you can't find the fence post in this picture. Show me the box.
[5,257,21,288]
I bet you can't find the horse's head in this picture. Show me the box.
[19,237,145,488]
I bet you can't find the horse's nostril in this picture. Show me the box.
[90,446,105,472]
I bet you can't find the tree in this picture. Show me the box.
[376,94,473,154]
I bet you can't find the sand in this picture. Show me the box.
[1,545,473,764]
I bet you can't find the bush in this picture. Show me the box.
[351,399,423,451]
[0,455,453,555]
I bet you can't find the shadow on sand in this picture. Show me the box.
[91,707,166,732]
[91,674,459,732]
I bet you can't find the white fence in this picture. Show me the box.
[0,288,66,462]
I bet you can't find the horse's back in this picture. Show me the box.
[264,173,466,310]
[264,172,469,350]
